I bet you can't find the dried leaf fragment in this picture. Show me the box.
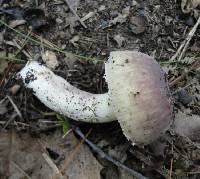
[0,130,102,179]
[113,34,125,47]
[181,0,200,13]
[129,16,147,34]
[42,50,59,69]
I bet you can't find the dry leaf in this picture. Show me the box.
[41,131,103,179]
[129,16,147,35]
[113,34,125,47]
[181,0,200,13]
[9,20,26,28]
[67,0,80,12]
[110,6,130,25]
[110,13,127,25]
[69,35,80,46]
[63,53,79,69]
[42,50,59,69]
[0,130,102,179]
[65,16,77,34]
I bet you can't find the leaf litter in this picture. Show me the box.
[0,130,102,179]
[0,0,200,178]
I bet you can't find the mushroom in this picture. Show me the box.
[19,51,173,145]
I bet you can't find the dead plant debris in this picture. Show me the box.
[0,0,200,178]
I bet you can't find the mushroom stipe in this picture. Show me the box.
[19,51,173,145]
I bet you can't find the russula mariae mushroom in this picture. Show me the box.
[19,51,173,145]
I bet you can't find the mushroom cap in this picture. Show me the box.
[105,51,173,145]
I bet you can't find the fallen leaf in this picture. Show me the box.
[67,0,80,12]
[181,0,200,14]
[113,34,125,47]
[69,35,80,46]
[110,13,127,25]
[129,16,147,35]
[110,6,130,25]
[65,16,77,34]
[42,50,59,69]
[9,19,26,28]
[98,5,106,11]
[63,53,79,69]
[0,130,102,179]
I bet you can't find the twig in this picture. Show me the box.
[74,127,148,179]
[169,60,200,87]
[6,95,23,119]
[42,153,63,179]
[64,11,95,28]
[0,63,14,91]
[168,142,174,179]
[11,161,31,179]
[170,16,200,61]
[5,40,31,58]
[178,16,200,61]
[3,113,18,129]
[63,0,87,28]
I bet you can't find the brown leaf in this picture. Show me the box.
[0,130,102,179]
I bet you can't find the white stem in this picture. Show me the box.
[19,61,115,123]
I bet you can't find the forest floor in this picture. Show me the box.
[0,0,200,178]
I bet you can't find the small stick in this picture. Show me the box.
[170,16,200,61]
[64,0,87,28]
[6,95,23,119]
[74,127,148,179]
[42,153,63,179]
[169,60,200,87]
[11,161,31,179]
[178,16,200,61]
[168,142,174,179]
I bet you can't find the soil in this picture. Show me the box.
[0,0,200,178]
